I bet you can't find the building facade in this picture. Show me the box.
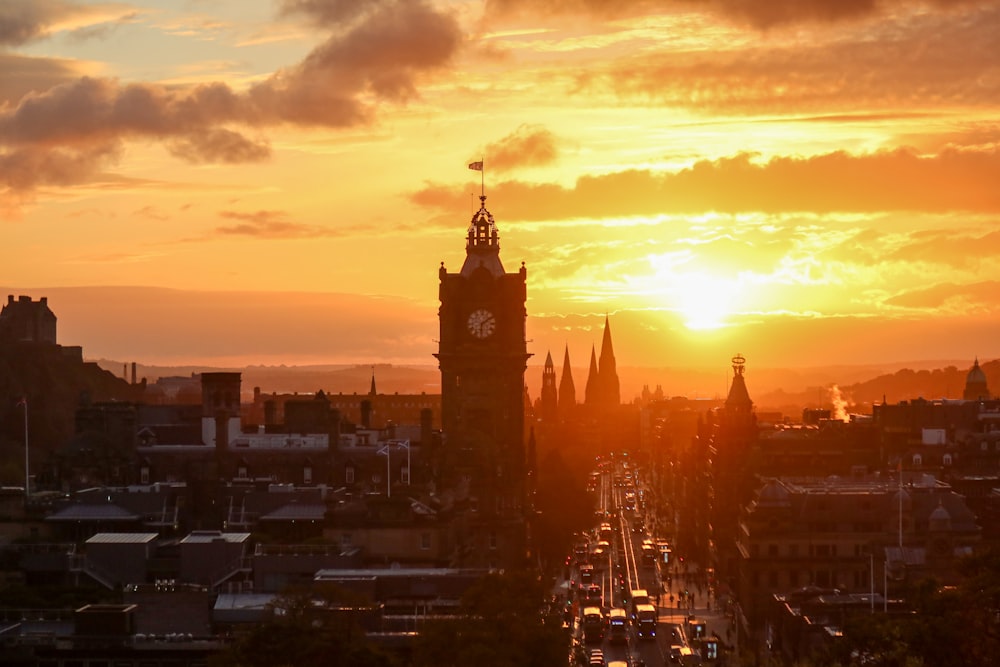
[434,194,531,568]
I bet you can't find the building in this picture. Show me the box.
[737,475,980,639]
[0,294,57,345]
[434,193,531,568]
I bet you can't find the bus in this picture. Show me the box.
[629,588,649,620]
[634,603,657,640]
[582,606,605,643]
[607,608,628,645]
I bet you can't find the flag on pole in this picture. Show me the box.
[468,161,483,171]
[377,445,390,456]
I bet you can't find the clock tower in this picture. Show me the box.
[435,194,531,568]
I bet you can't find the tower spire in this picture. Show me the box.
[597,314,620,407]
[585,344,600,406]
[558,344,577,418]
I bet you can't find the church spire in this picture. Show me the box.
[369,366,377,396]
[598,314,620,407]
[558,344,576,418]
[540,351,558,422]
[585,344,600,406]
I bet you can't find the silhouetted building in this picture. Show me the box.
[558,344,577,420]
[0,294,56,345]
[434,194,531,569]
[540,351,558,422]
[963,357,990,400]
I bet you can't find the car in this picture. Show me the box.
[588,648,606,667]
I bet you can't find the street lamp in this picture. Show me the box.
[18,398,28,501]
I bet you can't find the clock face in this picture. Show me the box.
[467,308,496,338]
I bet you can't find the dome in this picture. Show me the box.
[967,358,987,385]
[964,358,990,400]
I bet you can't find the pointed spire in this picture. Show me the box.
[585,344,600,406]
[558,344,576,417]
[597,314,620,407]
[540,350,558,422]
[369,366,377,396]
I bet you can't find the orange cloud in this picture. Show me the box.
[475,124,560,173]
[485,0,990,29]
[413,147,1000,218]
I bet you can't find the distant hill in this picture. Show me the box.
[96,357,995,420]
[94,360,441,398]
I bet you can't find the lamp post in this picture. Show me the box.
[19,398,28,501]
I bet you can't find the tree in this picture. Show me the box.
[209,587,399,667]
[411,570,570,667]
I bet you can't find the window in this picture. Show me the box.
[489,531,498,550]
[768,571,778,587]
[140,466,149,484]
[303,466,312,485]
[421,532,431,550]
[943,454,953,466]
[401,466,410,484]
[912,453,922,466]
[345,466,355,484]
[341,533,352,547]
[237,465,248,480]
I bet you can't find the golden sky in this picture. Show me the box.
[2,0,999,395]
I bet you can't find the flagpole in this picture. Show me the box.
[386,446,391,498]
[480,156,484,198]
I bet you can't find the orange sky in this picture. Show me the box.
[2,0,999,398]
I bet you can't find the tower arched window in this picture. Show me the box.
[912,453,922,467]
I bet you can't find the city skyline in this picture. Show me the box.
[3,1,1000,376]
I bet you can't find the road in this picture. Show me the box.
[570,458,737,666]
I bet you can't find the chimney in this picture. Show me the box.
[131,362,137,385]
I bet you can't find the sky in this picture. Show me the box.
[2,0,1000,397]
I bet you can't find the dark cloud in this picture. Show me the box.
[0,142,121,191]
[0,0,72,46]
[0,0,461,197]
[167,129,271,164]
[0,53,82,107]
[478,124,559,173]
[413,147,1000,219]
[585,6,1000,115]
[484,0,989,29]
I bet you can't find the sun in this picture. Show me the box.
[675,272,736,331]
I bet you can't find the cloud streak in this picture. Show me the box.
[414,147,1000,219]
[484,0,991,29]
